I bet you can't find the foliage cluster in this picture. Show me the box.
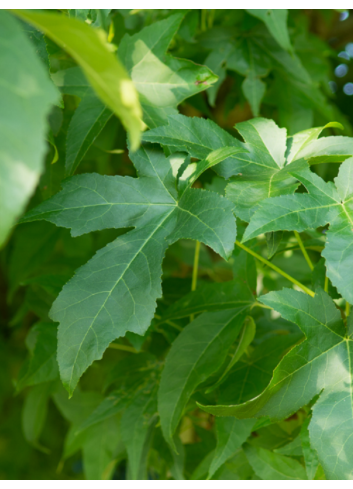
[2,8,353,480]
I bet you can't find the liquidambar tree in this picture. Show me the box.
[2,8,353,480]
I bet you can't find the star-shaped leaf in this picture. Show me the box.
[21,144,243,395]
[243,157,353,303]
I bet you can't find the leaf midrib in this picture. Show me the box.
[66,209,174,393]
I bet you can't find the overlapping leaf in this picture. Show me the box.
[199,288,353,479]
[22,144,240,395]
[158,308,250,449]
[51,13,218,175]
[243,157,353,303]
[118,13,218,126]
[246,10,292,52]
[12,9,143,150]
[143,116,304,221]
[0,11,58,248]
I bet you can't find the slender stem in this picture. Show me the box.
[166,320,183,332]
[191,241,201,292]
[201,9,207,31]
[208,9,215,28]
[251,301,272,310]
[324,275,329,293]
[235,240,315,297]
[154,314,183,332]
[190,241,201,321]
[294,231,314,271]
[108,343,137,353]
[346,302,350,318]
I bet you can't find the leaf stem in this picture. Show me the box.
[108,343,137,353]
[191,241,201,321]
[191,241,201,292]
[201,10,207,31]
[324,275,329,293]
[294,231,314,271]
[346,302,350,318]
[208,9,215,29]
[235,240,315,297]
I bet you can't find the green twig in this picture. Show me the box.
[324,275,329,293]
[294,231,314,271]
[190,241,201,321]
[208,9,215,28]
[201,9,207,31]
[235,240,315,298]
[346,302,350,319]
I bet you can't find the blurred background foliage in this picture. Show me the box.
[2,8,353,479]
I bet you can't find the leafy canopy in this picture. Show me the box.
[4,8,353,481]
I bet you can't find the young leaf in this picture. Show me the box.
[22,144,238,395]
[0,11,58,247]
[158,308,249,449]
[12,9,143,149]
[118,13,218,126]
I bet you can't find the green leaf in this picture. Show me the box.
[208,316,256,392]
[23,144,237,395]
[246,10,292,52]
[285,122,344,164]
[242,75,266,117]
[244,444,307,480]
[0,11,58,248]
[323,158,353,303]
[243,157,353,304]
[22,382,53,451]
[118,13,217,125]
[300,417,320,480]
[199,288,353,479]
[208,418,255,478]
[16,322,58,391]
[266,231,283,259]
[227,38,269,116]
[293,135,353,165]
[12,9,143,150]
[203,41,234,107]
[178,147,246,196]
[121,380,158,480]
[155,279,254,326]
[213,449,254,480]
[51,66,92,98]
[82,416,120,480]
[59,12,219,173]
[217,333,302,406]
[158,308,249,449]
[243,167,340,241]
[65,95,113,175]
